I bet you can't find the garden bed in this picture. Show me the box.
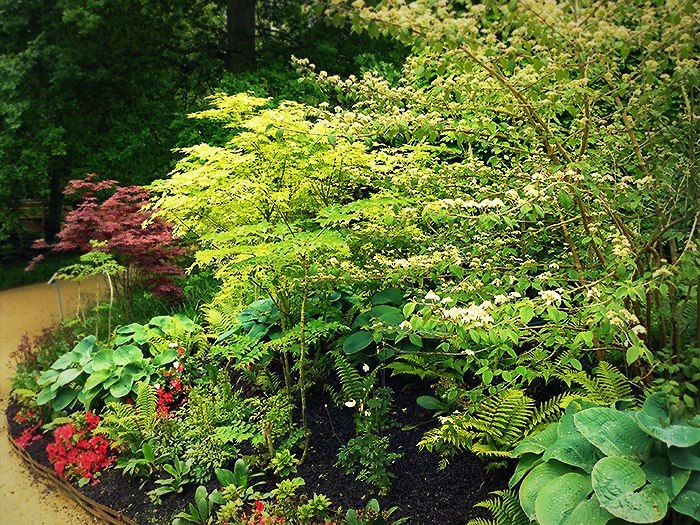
[7,383,503,525]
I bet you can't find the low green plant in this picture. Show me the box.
[296,494,332,523]
[270,449,299,477]
[116,441,167,480]
[97,382,158,450]
[172,485,225,525]
[345,499,409,525]
[149,457,194,503]
[215,460,267,522]
[510,394,700,525]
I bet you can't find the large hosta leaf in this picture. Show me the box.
[51,368,82,390]
[635,393,700,447]
[113,345,143,366]
[109,374,134,398]
[83,368,112,391]
[153,348,178,366]
[534,472,593,525]
[668,443,700,471]
[92,349,115,371]
[642,456,691,499]
[53,388,78,411]
[574,408,652,459]
[542,432,602,473]
[512,422,558,456]
[592,456,668,523]
[671,471,700,520]
[519,461,572,520]
[509,454,542,488]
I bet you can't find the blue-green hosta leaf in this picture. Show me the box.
[542,432,602,473]
[37,369,60,386]
[343,331,374,354]
[512,422,558,457]
[51,350,82,371]
[592,456,669,523]
[53,388,79,411]
[36,385,57,405]
[73,335,97,359]
[51,368,82,391]
[83,368,112,391]
[153,348,178,366]
[567,494,614,525]
[671,471,700,520]
[635,394,700,447]
[509,454,543,488]
[109,374,134,398]
[668,443,700,471]
[113,345,143,366]
[519,461,573,520]
[91,349,115,371]
[77,387,100,410]
[642,456,691,499]
[574,408,653,459]
[534,472,593,525]
[371,288,403,306]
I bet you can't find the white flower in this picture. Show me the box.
[173,360,180,369]
[494,294,508,305]
[364,410,371,417]
[631,325,647,336]
[539,290,562,305]
[440,297,454,304]
[362,363,370,373]
[399,320,411,329]
[509,291,522,299]
[424,290,441,301]
[154,383,161,390]
[345,400,357,408]
[168,342,178,348]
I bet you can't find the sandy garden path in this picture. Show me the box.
[0,279,104,524]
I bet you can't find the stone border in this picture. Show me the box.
[7,430,140,525]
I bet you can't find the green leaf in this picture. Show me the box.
[519,461,572,520]
[328,133,337,146]
[635,393,700,447]
[671,471,700,520]
[83,368,112,391]
[113,345,143,366]
[36,386,57,405]
[416,396,444,411]
[53,388,78,411]
[520,304,534,324]
[642,456,690,499]
[534,472,593,525]
[626,345,642,365]
[343,331,374,355]
[574,408,653,459]
[51,350,82,371]
[92,349,115,371]
[541,433,602,473]
[512,422,559,457]
[152,348,178,366]
[668,443,700,470]
[592,456,669,523]
[372,288,403,306]
[509,454,543,488]
[109,374,134,398]
[52,368,82,390]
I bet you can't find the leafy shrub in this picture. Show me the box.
[510,394,700,524]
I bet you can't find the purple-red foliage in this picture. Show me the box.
[29,174,185,299]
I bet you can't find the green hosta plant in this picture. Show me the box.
[510,394,700,525]
[35,335,153,411]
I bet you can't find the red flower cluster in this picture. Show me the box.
[46,412,114,485]
[156,387,174,417]
[15,423,42,449]
[240,501,286,525]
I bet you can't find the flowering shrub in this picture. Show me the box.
[46,412,115,486]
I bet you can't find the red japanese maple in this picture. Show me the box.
[29,174,185,299]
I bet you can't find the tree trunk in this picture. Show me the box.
[45,165,65,243]
[226,0,256,72]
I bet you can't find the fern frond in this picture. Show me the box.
[470,490,529,525]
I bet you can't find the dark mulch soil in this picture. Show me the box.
[7,377,510,525]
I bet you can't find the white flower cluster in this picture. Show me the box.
[442,301,495,328]
[538,289,562,305]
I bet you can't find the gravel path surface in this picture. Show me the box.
[0,278,103,525]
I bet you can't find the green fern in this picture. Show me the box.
[556,361,636,406]
[468,490,529,525]
[332,352,379,406]
[419,389,568,467]
[97,382,158,449]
